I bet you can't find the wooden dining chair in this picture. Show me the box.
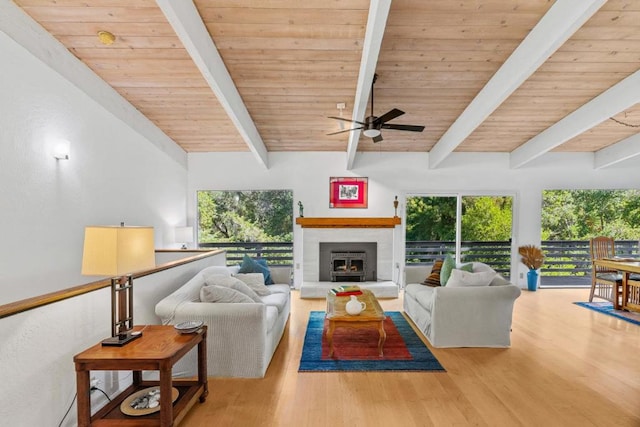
[589,236,623,308]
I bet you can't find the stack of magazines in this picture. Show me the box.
[329,285,363,296]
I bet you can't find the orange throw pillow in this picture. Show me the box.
[421,259,443,287]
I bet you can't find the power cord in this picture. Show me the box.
[91,386,112,402]
[57,393,76,427]
[56,386,112,427]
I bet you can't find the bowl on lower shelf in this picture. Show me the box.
[173,320,203,334]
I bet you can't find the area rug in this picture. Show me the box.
[574,301,640,326]
[298,311,445,372]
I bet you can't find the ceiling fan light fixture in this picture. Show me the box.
[363,128,381,138]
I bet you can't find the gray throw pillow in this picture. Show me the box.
[233,273,272,296]
[204,275,262,302]
[200,285,254,303]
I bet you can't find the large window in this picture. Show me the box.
[540,189,640,285]
[197,190,293,265]
[406,194,513,277]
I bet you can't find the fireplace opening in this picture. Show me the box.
[319,242,377,282]
[331,251,366,282]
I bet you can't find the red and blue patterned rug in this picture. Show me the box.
[574,301,640,326]
[298,311,445,372]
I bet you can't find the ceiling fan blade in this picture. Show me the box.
[328,116,365,126]
[372,134,383,143]
[375,108,405,125]
[326,126,363,136]
[381,123,425,132]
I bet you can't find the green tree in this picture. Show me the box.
[542,189,640,240]
[541,190,578,240]
[197,190,293,243]
[405,196,456,241]
[461,196,512,240]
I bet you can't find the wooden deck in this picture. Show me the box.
[539,275,591,288]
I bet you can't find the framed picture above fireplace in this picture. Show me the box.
[329,177,368,208]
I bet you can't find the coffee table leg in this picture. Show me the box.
[377,321,386,356]
[327,321,336,357]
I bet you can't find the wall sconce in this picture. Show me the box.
[53,139,70,160]
[82,224,155,346]
[174,226,194,249]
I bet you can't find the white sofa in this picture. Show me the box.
[155,265,291,378]
[404,263,521,348]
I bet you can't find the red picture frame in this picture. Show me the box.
[329,177,368,208]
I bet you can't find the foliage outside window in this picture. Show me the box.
[542,189,640,240]
[405,196,513,275]
[406,196,512,241]
[198,190,293,243]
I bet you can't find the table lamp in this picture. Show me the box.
[174,226,194,249]
[82,224,155,346]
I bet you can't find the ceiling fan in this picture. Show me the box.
[327,73,425,143]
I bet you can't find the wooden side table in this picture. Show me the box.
[74,325,208,426]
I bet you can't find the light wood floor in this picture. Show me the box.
[182,289,640,427]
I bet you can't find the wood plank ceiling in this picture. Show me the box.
[10,0,640,167]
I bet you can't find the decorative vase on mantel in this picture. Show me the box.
[527,269,539,291]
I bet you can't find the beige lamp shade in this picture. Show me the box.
[82,226,155,276]
[174,226,194,243]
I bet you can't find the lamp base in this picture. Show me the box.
[101,331,142,347]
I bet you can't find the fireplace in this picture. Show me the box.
[319,242,377,282]
[330,251,366,282]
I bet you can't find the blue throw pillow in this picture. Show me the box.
[255,258,274,285]
[238,255,274,285]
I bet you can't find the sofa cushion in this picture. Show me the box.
[266,284,291,295]
[405,284,435,314]
[260,291,289,314]
[201,266,233,279]
[422,259,443,287]
[446,269,496,287]
[200,285,255,303]
[234,272,272,296]
[204,275,262,302]
[414,287,436,314]
[238,255,274,285]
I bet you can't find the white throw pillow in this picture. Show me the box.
[446,269,496,287]
[200,285,254,303]
[204,275,262,302]
[233,273,272,296]
[200,266,232,278]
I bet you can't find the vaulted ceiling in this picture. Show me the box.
[8,0,640,169]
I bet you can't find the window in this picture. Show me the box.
[406,194,513,277]
[197,190,293,265]
[540,189,640,286]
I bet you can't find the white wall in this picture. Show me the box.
[0,24,199,427]
[0,252,225,427]
[188,151,640,288]
[0,31,189,305]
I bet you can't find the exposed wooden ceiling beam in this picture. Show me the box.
[428,0,606,169]
[595,133,640,169]
[156,0,268,169]
[346,0,392,170]
[0,1,187,168]
[511,70,640,168]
